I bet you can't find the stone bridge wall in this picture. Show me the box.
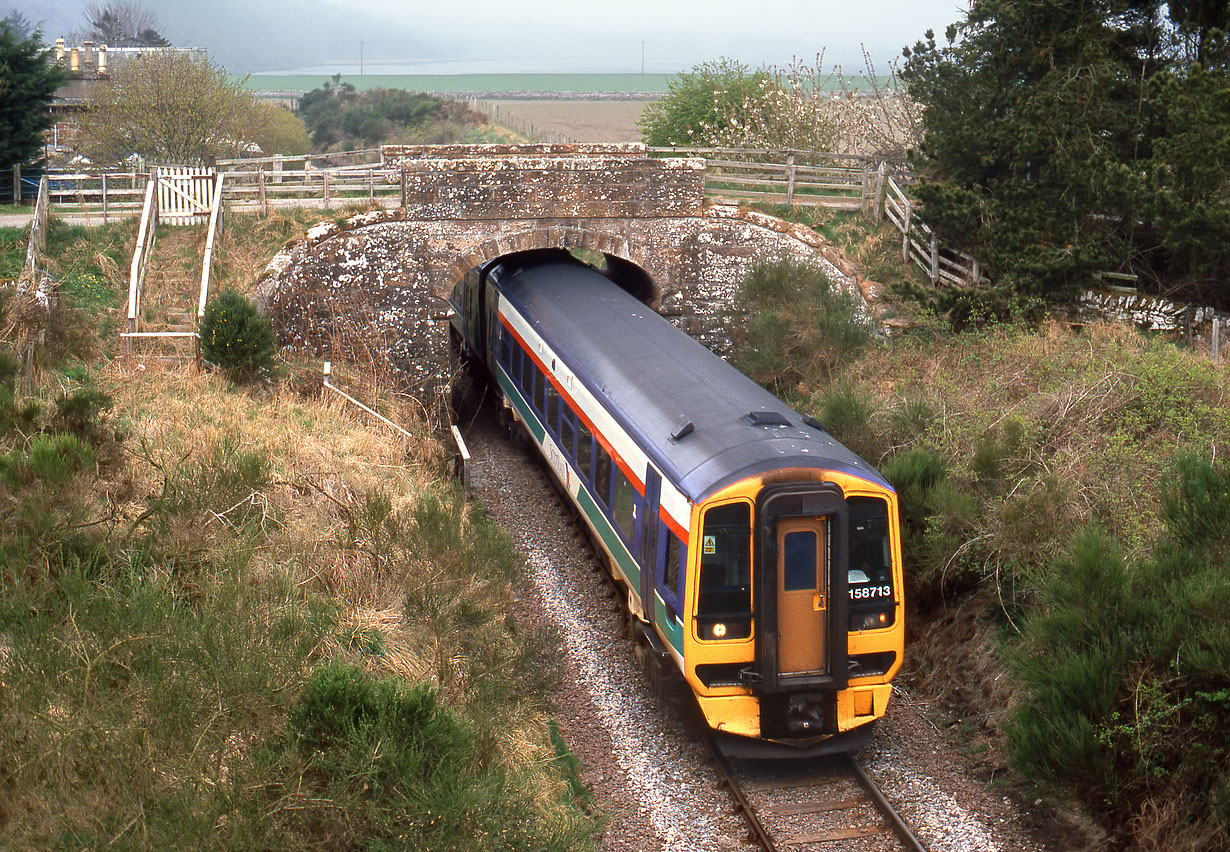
[256,144,867,389]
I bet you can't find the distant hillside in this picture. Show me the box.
[11,0,434,73]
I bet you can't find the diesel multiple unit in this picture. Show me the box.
[450,251,904,756]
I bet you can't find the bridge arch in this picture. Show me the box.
[255,144,875,394]
[442,225,665,307]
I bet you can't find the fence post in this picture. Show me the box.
[323,171,330,210]
[258,168,267,216]
[1213,317,1221,361]
[368,168,374,205]
[785,153,796,206]
[873,162,887,221]
[13,164,20,205]
[930,234,939,283]
[400,168,407,209]
[101,173,109,222]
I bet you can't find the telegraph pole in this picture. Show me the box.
[360,41,364,75]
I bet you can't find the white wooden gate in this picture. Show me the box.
[156,166,215,225]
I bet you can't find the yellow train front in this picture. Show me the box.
[450,251,905,757]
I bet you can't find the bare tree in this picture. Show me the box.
[82,1,169,47]
[77,50,257,164]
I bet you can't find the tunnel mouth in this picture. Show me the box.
[472,247,660,309]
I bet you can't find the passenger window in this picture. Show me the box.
[594,444,611,505]
[546,384,560,433]
[519,349,532,393]
[577,424,593,480]
[533,367,546,414]
[696,502,752,640]
[612,467,636,544]
[560,411,575,458]
[498,326,510,367]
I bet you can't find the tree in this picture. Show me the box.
[247,101,310,156]
[901,1,1171,307]
[82,1,170,47]
[297,81,477,152]
[0,21,66,167]
[638,58,774,147]
[902,1,1230,312]
[198,289,277,382]
[77,51,264,164]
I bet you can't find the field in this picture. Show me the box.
[486,99,651,142]
[243,73,675,94]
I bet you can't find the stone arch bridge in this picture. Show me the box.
[256,143,870,387]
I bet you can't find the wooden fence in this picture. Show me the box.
[42,171,150,220]
[882,176,984,286]
[649,147,882,211]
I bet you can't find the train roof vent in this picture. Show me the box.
[670,416,695,442]
[801,414,827,433]
[743,411,791,428]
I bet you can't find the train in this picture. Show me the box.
[449,250,905,757]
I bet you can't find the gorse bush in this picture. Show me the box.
[729,253,873,391]
[1007,453,1230,848]
[199,289,277,381]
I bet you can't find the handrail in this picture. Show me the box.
[126,176,159,353]
[197,172,227,321]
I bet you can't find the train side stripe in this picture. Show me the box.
[500,308,691,537]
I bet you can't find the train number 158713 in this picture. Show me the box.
[849,585,892,601]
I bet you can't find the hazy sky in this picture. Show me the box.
[319,0,970,72]
[16,0,972,74]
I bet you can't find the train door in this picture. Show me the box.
[638,466,662,620]
[754,483,848,691]
[775,517,828,675]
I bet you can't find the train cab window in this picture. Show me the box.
[546,385,561,434]
[847,497,896,630]
[696,502,752,640]
[577,424,594,481]
[594,444,611,506]
[560,410,576,459]
[612,467,636,545]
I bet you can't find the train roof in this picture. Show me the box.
[493,257,891,503]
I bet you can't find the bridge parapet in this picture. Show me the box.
[384,144,704,221]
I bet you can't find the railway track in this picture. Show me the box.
[703,728,927,852]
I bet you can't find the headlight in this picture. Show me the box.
[712,622,727,638]
[849,611,892,631]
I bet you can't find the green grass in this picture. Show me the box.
[1,212,600,851]
[1,227,28,279]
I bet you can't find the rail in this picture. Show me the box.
[884,175,983,286]
[321,361,414,441]
[698,722,928,852]
[125,178,159,353]
[197,172,227,321]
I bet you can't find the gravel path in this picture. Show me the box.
[467,413,1059,852]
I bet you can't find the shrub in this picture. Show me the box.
[1006,455,1230,845]
[199,289,277,381]
[263,660,589,852]
[729,254,874,391]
